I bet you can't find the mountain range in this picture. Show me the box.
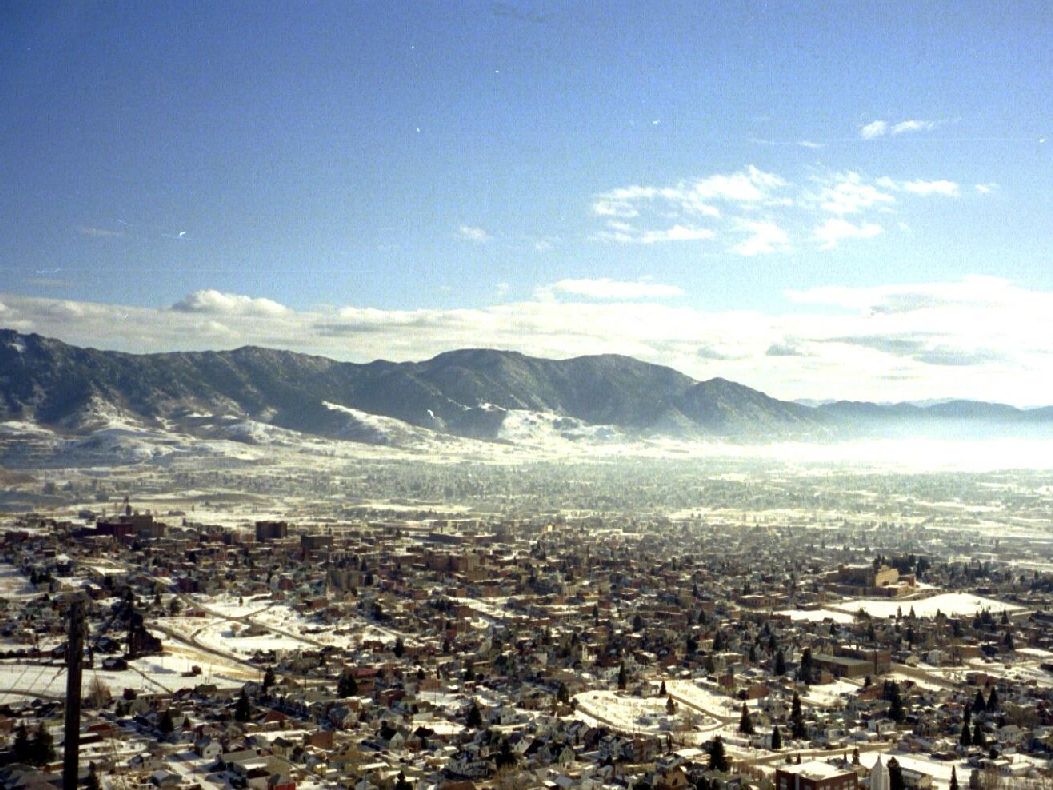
[1,329,1050,448]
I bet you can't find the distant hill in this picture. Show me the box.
[0,329,1050,447]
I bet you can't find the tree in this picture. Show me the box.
[167,596,182,616]
[85,763,101,790]
[337,669,358,697]
[972,721,985,747]
[466,701,482,728]
[617,663,627,690]
[557,681,570,705]
[771,725,782,750]
[888,758,904,790]
[973,689,986,714]
[666,696,677,715]
[790,691,806,739]
[262,666,275,693]
[960,721,972,747]
[888,681,906,723]
[712,630,725,652]
[659,679,666,696]
[986,687,999,712]
[707,736,729,773]
[87,675,112,709]
[394,772,412,790]
[799,648,814,684]
[234,687,252,722]
[632,613,644,632]
[13,722,30,763]
[950,767,959,790]
[738,703,754,735]
[158,708,175,737]
[393,636,405,658]
[774,649,786,676]
[29,723,54,766]
[495,737,516,770]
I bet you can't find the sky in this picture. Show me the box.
[1,1,1051,405]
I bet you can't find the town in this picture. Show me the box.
[0,457,1051,790]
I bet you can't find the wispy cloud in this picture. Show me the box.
[860,118,940,139]
[541,278,684,300]
[3,276,1052,405]
[732,220,790,257]
[457,225,490,242]
[76,225,125,239]
[813,218,883,249]
[593,164,974,254]
[859,120,889,140]
[592,222,716,245]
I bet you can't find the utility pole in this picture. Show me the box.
[63,597,85,790]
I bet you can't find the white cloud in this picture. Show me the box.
[816,172,896,215]
[861,119,939,139]
[732,221,790,257]
[899,179,960,197]
[860,120,889,139]
[975,183,997,194]
[457,225,490,242]
[593,222,716,245]
[171,289,290,317]
[813,218,883,249]
[4,277,1053,405]
[544,278,684,300]
[891,119,937,135]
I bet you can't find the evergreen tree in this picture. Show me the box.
[888,682,906,723]
[29,723,54,766]
[738,703,754,735]
[972,721,985,747]
[888,758,904,790]
[799,648,814,684]
[85,763,101,790]
[466,701,482,728]
[774,649,786,676]
[707,736,729,773]
[632,613,644,632]
[659,679,666,696]
[666,696,676,715]
[986,687,999,712]
[158,708,175,737]
[712,630,725,652]
[617,663,627,690]
[393,636,405,658]
[13,722,30,763]
[972,689,986,714]
[394,772,412,790]
[557,681,570,705]
[262,666,275,693]
[771,725,782,750]
[234,687,252,722]
[960,721,972,747]
[338,669,358,697]
[790,691,806,738]
[950,767,959,790]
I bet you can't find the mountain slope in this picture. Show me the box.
[2,329,1050,447]
[0,330,824,442]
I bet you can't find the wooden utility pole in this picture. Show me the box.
[63,597,85,790]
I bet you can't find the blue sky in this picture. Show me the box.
[1,1,1051,403]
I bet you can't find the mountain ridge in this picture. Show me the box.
[1,329,1050,447]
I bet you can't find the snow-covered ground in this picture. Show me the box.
[574,689,690,735]
[829,592,1023,619]
[777,608,856,624]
